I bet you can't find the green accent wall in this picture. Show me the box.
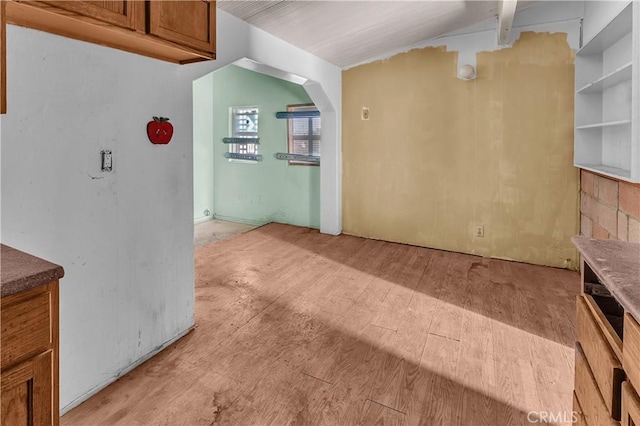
[195,65,320,228]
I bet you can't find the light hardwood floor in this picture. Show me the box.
[62,223,580,425]
[194,219,258,248]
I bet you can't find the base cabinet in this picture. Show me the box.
[574,252,640,426]
[624,313,640,392]
[1,351,54,425]
[622,382,640,426]
[0,282,59,426]
[575,343,619,426]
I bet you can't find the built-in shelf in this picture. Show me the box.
[576,120,632,130]
[275,111,321,119]
[578,3,633,57]
[573,2,638,182]
[224,152,262,162]
[274,152,320,164]
[575,163,632,180]
[222,137,260,144]
[576,62,633,94]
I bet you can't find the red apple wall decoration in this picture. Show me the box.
[147,117,174,144]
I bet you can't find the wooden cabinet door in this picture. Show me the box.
[575,343,619,426]
[623,382,640,426]
[39,1,137,29]
[148,1,215,54]
[576,295,625,419]
[625,313,640,392]
[1,351,54,426]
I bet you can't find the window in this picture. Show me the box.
[229,107,259,159]
[288,104,320,165]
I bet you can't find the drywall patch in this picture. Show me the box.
[342,32,578,269]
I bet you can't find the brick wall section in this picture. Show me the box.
[580,170,640,242]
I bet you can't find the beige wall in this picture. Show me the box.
[342,32,579,269]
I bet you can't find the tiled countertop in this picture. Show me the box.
[572,236,640,322]
[1,244,64,298]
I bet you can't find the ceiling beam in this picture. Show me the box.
[497,0,517,46]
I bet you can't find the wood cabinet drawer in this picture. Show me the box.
[1,289,52,370]
[577,295,625,419]
[575,343,619,426]
[622,382,640,426]
[624,314,640,393]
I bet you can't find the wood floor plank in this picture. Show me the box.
[486,259,540,426]
[411,333,462,426]
[427,252,473,341]
[370,247,428,331]
[310,325,389,425]
[511,261,577,426]
[318,238,387,317]
[359,399,407,426]
[269,372,333,426]
[136,370,240,425]
[368,253,441,414]
[62,223,579,426]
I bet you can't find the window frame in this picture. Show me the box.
[287,103,320,166]
[229,106,259,164]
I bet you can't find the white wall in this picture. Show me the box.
[2,25,195,410]
[1,10,341,412]
[193,73,214,223]
[346,1,584,71]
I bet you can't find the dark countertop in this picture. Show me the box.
[572,236,640,322]
[1,244,64,298]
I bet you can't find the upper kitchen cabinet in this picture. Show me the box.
[5,0,216,64]
[149,1,215,54]
[39,1,138,30]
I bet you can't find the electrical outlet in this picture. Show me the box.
[475,226,484,237]
[101,150,112,172]
[362,107,370,120]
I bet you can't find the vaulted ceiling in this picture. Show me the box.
[218,1,525,68]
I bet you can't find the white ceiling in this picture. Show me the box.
[218,1,513,68]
